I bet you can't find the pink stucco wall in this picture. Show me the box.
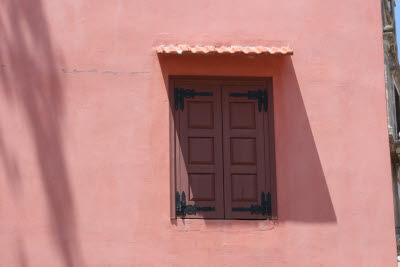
[0,0,396,266]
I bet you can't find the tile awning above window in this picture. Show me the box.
[156,45,293,55]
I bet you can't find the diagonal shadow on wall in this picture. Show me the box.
[0,0,85,266]
[275,56,337,222]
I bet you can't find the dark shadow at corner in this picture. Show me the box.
[0,0,85,266]
[158,53,336,224]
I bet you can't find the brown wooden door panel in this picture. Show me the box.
[222,85,268,219]
[176,82,224,219]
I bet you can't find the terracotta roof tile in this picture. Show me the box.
[156,45,293,55]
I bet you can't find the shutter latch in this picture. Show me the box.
[229,90,268,112]
[176,191,215,216]
[232,192,272,216]
[174,88,213,111]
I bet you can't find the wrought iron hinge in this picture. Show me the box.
[174,88,213,111]
[229,90,268,112]
[232,192,272,216]
[266,192,272,216]
[176,191,215,216]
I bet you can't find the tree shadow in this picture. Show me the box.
[158,53,336,224]
[0,0,84,266]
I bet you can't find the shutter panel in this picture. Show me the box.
[264,79,276,218]
[222,84,270,219]
[175,82,224,219]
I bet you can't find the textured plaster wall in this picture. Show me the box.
[0,0,396,266]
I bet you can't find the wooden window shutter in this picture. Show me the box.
[172,78,275,220]
[222,83,272,219]
[174,81,225,219]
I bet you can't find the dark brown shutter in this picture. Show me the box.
[264,79,276,218]
[222,84,271,219]
[172,78,275,220]
[175,81,224,219]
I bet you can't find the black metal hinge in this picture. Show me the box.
[232,192,272,216]
[229,90,268,112]
[176,191,215,216]
[174,88,213,111]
